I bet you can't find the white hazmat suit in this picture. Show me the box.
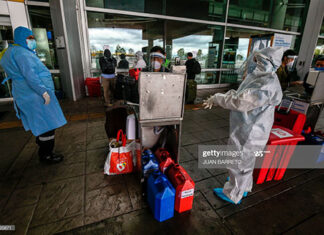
[204,47,284,204]
[133,51,146,69]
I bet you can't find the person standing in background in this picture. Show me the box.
[99,49,117,106]
[133,51,146,69]
[185,52,201,104]
[117,53,129,69]
[276,49,298,91]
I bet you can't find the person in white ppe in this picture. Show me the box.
[133,51,146,69]
[203,47,284,204]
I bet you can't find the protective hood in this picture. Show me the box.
[14,26,33,49]
[241,47,284,76]
[257,47,284,70]
[104,49,111,58]
[135,51,143,60]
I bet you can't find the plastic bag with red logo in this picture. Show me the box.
[104,130,135,175]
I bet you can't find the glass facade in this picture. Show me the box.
[228,0,309,32]
[221,27,300,83]
[313,38,324,66]
[0,25,13,99]
[87,12,226,84]
[320,20,324,36]
[28,6,58,70]
[86,0,227,22]
[85,0,309,85]
[28,6,63,93]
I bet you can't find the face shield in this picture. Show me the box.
[286,55,298,72]
[150,52,165,72]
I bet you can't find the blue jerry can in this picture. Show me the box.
[311,136,324,163]
[147,171,175,222]
[142,150,159,177]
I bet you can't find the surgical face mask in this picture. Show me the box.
[286,61,294,72]
[26,39,37,50]
[151,61,161,70]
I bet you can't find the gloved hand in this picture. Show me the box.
[42,92,50,105]
[203,95,216,109]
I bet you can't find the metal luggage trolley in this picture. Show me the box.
[137,72,186,164]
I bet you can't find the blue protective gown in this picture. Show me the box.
[0,27,66,136]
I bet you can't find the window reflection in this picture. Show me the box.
[0,26,13,99]
[87,12,225,84]
[28,6,59,69]
[221,27,298,83]
[228,0,309,32]
[313,38,324,66]
[86,0,227,21]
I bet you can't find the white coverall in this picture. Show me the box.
[133,51,146,69]
[205,47,284,203]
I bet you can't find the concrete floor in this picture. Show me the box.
[0,97,324,235]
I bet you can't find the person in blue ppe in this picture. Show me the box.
[0,26,66,164]
[203,47,284,204]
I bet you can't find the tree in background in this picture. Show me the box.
[197,49,202,59]
[177,48,185,59]
[115,44,126,54]
[128,48,134,55]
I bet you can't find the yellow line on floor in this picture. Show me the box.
[0,121,23,129]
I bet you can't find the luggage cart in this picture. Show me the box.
[137,72,186,164]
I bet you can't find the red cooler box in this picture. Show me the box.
[254,125,305,184]
[274,107,306,134]
[166,164,195,213]
[85,77,101,97]
[155,148,174,173]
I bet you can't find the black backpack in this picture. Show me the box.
[102,57,115,74]
[114,74,139,103]
[192,60,201,74]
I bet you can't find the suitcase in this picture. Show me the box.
[186,79,197,104]
[105,107,128,139]
[114,74,139,103]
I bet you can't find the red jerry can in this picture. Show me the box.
[166,163,195,213]
[155,148,174,173]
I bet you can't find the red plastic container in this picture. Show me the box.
[155,148,174,173]
[85,77,101,97]
[166,163,195,213]
[274,107,306,134]
[254,125,305,184]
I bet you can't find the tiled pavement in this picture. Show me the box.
[0,98,324,234]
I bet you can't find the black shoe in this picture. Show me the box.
[39,153,64,164]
